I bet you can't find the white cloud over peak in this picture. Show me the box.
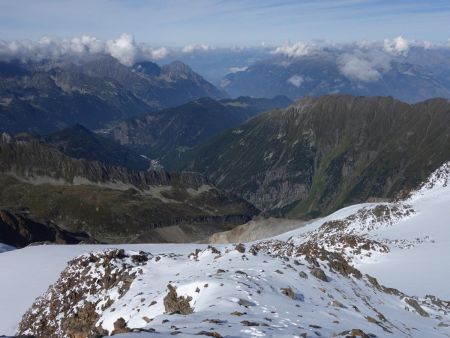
[273,42,312,58]
[287,74,304,87]
[0,34,168,65]
[383,36,410,56]
[182,44,212,53]
[148,47,169,60]
[106,34,137,66]
[229,66,248,73]
[338,54,381,82]
[337,50,391,83]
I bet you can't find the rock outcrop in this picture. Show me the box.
[0,209,94,248]
[18,249,146,338]
[163,284,194,315]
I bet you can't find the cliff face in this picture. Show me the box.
[0,134,258,243]
[0,134,208,190]
[169,95,450,218]
[0,209,94,247]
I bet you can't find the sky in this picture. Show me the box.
[1,0,450,47]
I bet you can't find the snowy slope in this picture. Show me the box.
[0,243,202,335]
[16,245,450,338]
[279,162,450,299]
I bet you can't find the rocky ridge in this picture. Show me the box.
[17,243,450,337]
[170,95,450,218]
[0,133,258,243]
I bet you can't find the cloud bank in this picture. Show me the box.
[272,37,448,83]
[0,34,168,66]
[182,44,212,54]
[273,42,312,57]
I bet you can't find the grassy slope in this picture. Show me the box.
[168,95,450,218]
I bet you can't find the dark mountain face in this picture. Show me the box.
[106,95,292,163]
[0,133,257,243]
[42,124,150,171]
[221,48,450,103]
[168,95,450,218]
[0,209,94,248]
[0,57,227,134]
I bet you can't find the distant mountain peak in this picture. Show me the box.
[133,61,162,77]
[163,60,193,73]
[0,56,228,134]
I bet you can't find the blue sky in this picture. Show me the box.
[1,0,450,46]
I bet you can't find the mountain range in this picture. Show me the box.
[0,57,226,134]
[168,95,450,218]
[221,46,450,103]
[105,95,292,163]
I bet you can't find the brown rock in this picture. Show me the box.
[405,298,429,317]
[280,287,296,300]
[298,271,308,279]
[111,317,131,335]
[142,316,152,323]
[235,243,246,253]
[350,328,370,337]
[163,284,194,315]
[238,298,255,307]
[196,330,223,337]
[241,320,260,326]
[310,267,328,281]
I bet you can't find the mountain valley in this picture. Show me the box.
[0,133,257,244]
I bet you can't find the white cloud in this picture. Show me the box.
[147,47,168,60]
[182,44,211,53]
[287,74,304,87]
[273,42,312,58]
[0,34,168,65]
[229,66,248,73]
[383,36,410,56]
[0,35,103,61]
[337,50,391,83]
[106,33,137,66]
[338,54,381,82]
